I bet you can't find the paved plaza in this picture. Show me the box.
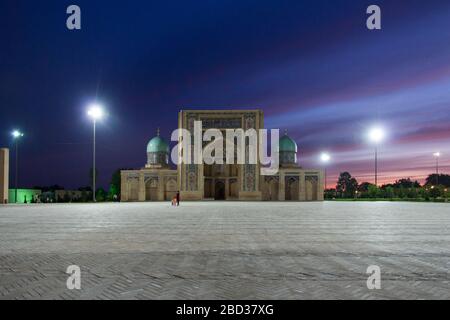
[0,201,450,300]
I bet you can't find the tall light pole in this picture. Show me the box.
[87,105,104,202]
[320,152,331,190]
[433,152,441,185]
[368,127,385,186]
[12,130,24,203]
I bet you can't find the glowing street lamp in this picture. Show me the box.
[11,130,24,203]
[320,152,331,163]
[87,104,104,202]
[12,130,23,138]
[368,127,385,186]
[320,152,331,190]
[433,152,441,185]
[87,105,104,120]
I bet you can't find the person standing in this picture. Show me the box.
[176,191,180,206]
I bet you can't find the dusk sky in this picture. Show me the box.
[1,0,450,189]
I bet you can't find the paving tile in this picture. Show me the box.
[0,202,449,299]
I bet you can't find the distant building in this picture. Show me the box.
[0,148,8,204]
[54,190,83,202]
[9,189,42,204]
[121,110,324,201]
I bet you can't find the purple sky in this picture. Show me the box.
[1,0,449,189]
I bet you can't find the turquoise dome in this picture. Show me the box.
[279,134,297,153]
[147,136,169,153]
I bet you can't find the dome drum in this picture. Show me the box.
[279,133,298,167]
[146,130,170,168]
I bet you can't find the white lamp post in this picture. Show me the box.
[433,152,441,185]
[87,104,104,202]
[320,152,331,190]
[12,130,24,203]
[368,127,385,186]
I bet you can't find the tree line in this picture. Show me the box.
[327,172,450,201]
[32,169,123,203]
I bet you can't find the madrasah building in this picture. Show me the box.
[121,110,324,202]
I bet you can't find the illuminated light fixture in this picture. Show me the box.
[12,130,24,138]
[87,103,105,202]
[433,152,441,185]
[368,127,385,144]
[367,126,386,186]
[11,130,24,203]
[320,152,331,163]
[320,152,331,190]
[87,104,104,120]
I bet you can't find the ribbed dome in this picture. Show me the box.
[147,135,169,153]
[279,134,297,153]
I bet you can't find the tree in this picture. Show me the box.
[418,187,429,201]
[358,182,373,193]
[89,168,99,188]
[108,184,119,201]
[336,172,358,198]
[368,184,380,198]
[358,182,375,198]
[78,186,92,202]
[109,169,122,200]
[392,178,420,188]
[406,187,418,199]
[384,186,395,198]
[429,186,442,198]
[425,174,450,187]
[34,185,65,192]
[324,188,336,200]
[63,193,71,203]
[96,188,106,202]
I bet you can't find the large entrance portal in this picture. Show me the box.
[203,163,239,200]
[214,181,225,200]
[285,176,299,201]
[145,179,158,201]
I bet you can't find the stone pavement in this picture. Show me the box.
[0,201,449,300]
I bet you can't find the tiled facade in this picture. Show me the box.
[121,110,324,201]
